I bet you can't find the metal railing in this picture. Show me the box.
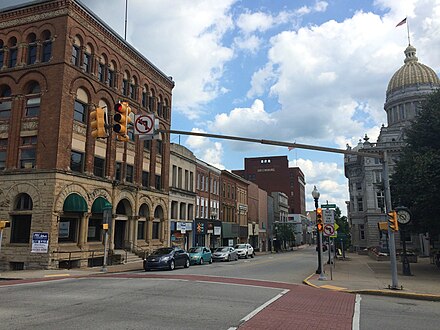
[52,249,106,269]
[123,240,149,260]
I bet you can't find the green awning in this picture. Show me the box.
[63,193,87,213]
[92,197,111,214]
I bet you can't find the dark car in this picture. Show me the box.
[144,247,190,271]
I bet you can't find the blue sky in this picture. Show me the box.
[3,0,440,214]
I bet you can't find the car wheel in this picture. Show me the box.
[200,258,204,265]
[169,260,175,271]
[184,258,190,268]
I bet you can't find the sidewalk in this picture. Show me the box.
[304,252,440,301]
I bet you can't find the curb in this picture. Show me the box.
[302,273,440,301]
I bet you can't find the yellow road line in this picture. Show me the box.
[44,274,70,277]
[320,284,347,291]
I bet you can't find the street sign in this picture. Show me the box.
[134,114,155,135]
[323,209,334,224]
[323,224,335,237]
[330,223,339,238]
[321,204,336,208]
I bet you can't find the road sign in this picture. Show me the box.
[323,209,334,224]
[134,114,155,135]
[330,223,339,238]
[323,224,335,237]
[321,204,336,209]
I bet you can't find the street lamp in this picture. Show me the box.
[312,186,326,280]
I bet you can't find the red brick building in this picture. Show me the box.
[0,0,174,270]
[233,156,306,215]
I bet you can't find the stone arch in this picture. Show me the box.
[17,71,48,94]
[6,182,41,212]
[54,183,90,214]
[114,189,135,216]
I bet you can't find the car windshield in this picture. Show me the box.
[152,248,173,255]
[189,247,202,253]
[215,247,229,252]
[235,244,246,249]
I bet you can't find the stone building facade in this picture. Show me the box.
[345,44,440,252]
[0,0,174,270]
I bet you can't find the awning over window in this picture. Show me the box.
[63,193,87,213]
[92,197,111,214]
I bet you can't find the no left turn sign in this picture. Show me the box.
[134,114,155,135]
[323,224,335,237]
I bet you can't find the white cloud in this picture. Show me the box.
[185,128,225,170]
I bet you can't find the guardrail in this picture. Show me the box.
[52,249,109,269]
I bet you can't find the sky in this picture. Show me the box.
[3,0,440,215]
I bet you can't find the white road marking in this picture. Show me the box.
[352,294,361,330]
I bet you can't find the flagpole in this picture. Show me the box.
[406,17,410,45]
[124,0,128,40]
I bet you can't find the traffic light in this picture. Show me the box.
[113,101,131,142]
[316,208,323,231]
[387,210,399,231]
[90,107,107,138]
[0,220,10,230]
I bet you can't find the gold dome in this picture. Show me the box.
[387,45,440,95]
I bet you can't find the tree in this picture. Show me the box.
[334,207,351,248]
[391,89,440,237]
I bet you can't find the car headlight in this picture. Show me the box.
[161,256,171,261]
[192,255,200,259]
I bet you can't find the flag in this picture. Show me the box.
[396,17,407,27]
[288,146,295,151]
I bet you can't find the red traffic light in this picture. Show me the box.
[317,223,324,232]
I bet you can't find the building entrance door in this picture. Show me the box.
[114,220,126,249]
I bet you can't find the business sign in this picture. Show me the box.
[31,232,49,253]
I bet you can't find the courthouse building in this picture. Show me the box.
[0,0,174,270]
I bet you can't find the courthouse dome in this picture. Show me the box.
[386,44,440,96]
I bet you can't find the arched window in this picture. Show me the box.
[11,193,33,243]
[71,36,81,67]
[98,54,107,83]
[142,85,148,108]
[153,206,164,239]
[74,87,88,123]
[0,84,12,119]
[157,95,163,117]
[27,33,37,65]
[83,44,92,73]
[8,36,18,68]
[41,30,52,62]
[108,61,116,87]
[129,76,137,100]
[25,81,41,117]
[122,71,129,96]
[149,89,155,112]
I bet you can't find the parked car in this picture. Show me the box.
[188,246,212,265]
[144,247,190,271]
[234,243,255,259]
[212,246,238,262]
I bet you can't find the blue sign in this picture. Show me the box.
[31,232,49,253]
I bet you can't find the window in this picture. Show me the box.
[0,138,7,170]
[83,52,91,73]
[74,100,87,123]
[70,151,84,172]
[58,217,78,242]
[41,30,52,62]
[25,97,40,117]
[142,171,149,187]
[93,157,105,177]
[10,193,33,244]
[144,140,151,150]
[0,40,3,67]
[122,79,128,96]
[152,221,160,239]
[19,136,37,169]
[376,191,385,211]
[28,43,37,65]
[142,90,148,108]
[115,162,122,181]
[178,167,182,188]
[148,93,155,112]
[108,69,114,87]
[87,218,102,242]
[129,83,136,99]
[359,224,365,240]
[0,100,11,119]
[156,140,163,155]
[137,221,145,239]
[155,175,161,189]
[98,63,105,82]
[172,165,177,187]
[71,45,80,66]
[9,48,17,68]
[357,197,363,212]
[126,164,134,183]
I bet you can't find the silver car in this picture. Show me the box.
[212,246,238,262]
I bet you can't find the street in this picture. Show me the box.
[1,247,439,330]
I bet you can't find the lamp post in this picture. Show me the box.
[101,201,112,273]
[312,186,326,280]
